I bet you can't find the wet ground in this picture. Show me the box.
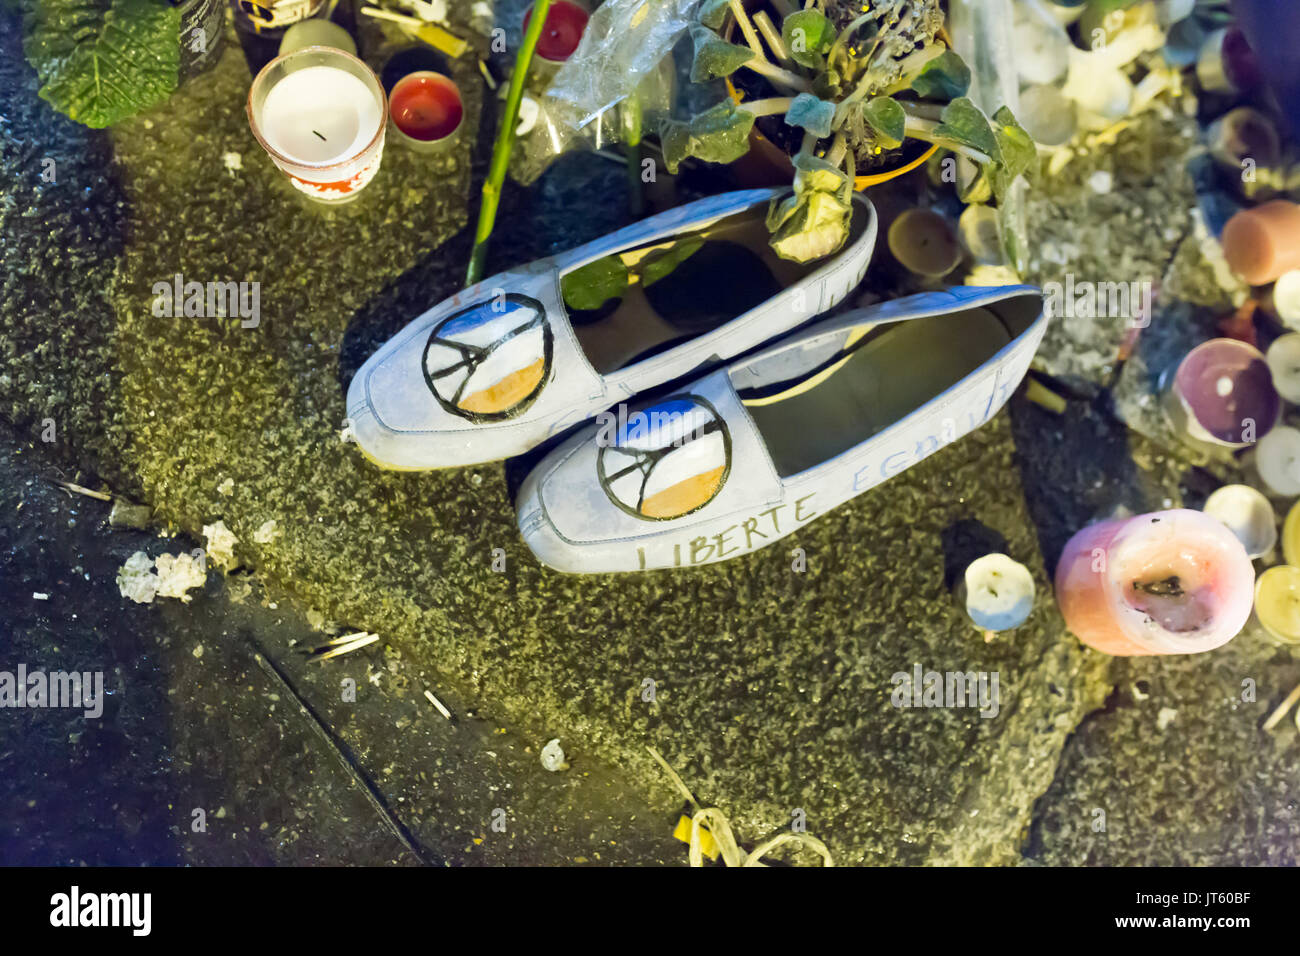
[1,7,1298,865]
[0,426,680,865]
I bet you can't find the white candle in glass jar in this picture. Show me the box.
[258,65,381,167]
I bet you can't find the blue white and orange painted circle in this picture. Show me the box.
[597,396,731,521]
[423,294,553,421]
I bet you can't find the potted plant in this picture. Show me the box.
[661,0,1036,264]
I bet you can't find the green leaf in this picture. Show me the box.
[909,50,971,100]
[992,106,1037,183]
[792,151,850,196]
[782,9,836,68]
[958,165,993,204]
[934,96,1000,162]
[862,96,906,148]
[812,68,842,100]
[689,24,754,83]
[659,120,693,175]
[24,0,180,129]
[688,101,756,164]
[659,101,755,174]
[784,93,835,139]
[561,257,630,312]
[769,189,851,263]
[766,151,853,263]
[698,0,731,31]
[638,237,704,288]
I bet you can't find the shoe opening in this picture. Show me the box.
[558,199,871,376]
[736,296,1036,478]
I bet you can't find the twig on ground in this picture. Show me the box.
[1263,682,1300,731]
[248,643,440,865]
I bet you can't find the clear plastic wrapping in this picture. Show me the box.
[511,0,700,184]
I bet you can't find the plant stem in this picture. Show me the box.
[728,0,768,61]
[623,91,644,217]
[466,0,551,286]
[798,130,818,160]
[826,131,847,165]
[754,10,793,67]
[828,12,876,71]
[903,115,991,165]
[739,96,795,118]
[897,99,944,122]
[744,58,812,92]
[879,41,948,95]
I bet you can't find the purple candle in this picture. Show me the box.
[1164,339,1279,447]
[1197,27,1263,95]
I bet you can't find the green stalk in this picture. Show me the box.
[623,91,644,217]
[466,0,552,287]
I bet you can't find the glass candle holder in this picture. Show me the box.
[388,71,464,153]
[247,45,387,204]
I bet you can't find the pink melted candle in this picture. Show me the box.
[1055,509,1255,656]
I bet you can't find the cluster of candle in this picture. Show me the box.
[1238,501,1300,646]
[246,37,472,199]
[245,4,589,199]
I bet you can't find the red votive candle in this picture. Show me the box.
[522,1,589,62]
[1222,200,1300,286]
[389,71,463,149]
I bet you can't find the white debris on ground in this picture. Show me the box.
[202,520,240,570]
[541,738,569,772]
[117,552,159,604]
[252,519,279,544]
[117,550,208,604]
[155,552,207,600]
[1087,170,1113,194]
[1157,707,1179,732]
[221,151,242,174]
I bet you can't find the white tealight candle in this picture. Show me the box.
[1202,484,1277,559]
[1254,425,1300,497]
[1269,270,1300,328]
[279,20,358,57]
[1266,332,1300,402]
[962,553,1036,632]
[259,65,381,166]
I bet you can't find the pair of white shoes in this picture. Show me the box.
[345,188,1048,573]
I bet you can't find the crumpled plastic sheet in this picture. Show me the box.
[512,0,701,184]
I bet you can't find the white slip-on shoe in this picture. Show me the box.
[516,285,1048,573]
[344,188,877,469]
